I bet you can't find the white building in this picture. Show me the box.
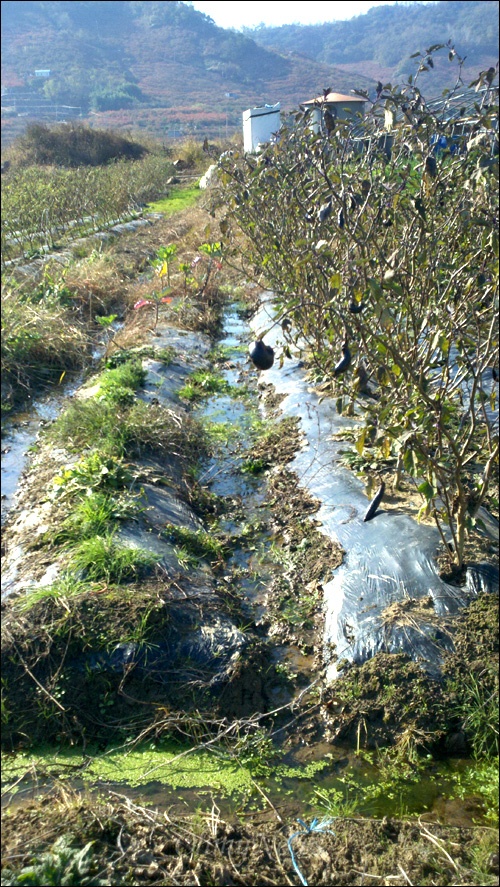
[242,103,281,154]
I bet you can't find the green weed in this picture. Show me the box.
[451,759,499,825]
[314,784,360,818]
[178,369,231,402]
[50,453,134,499]
[163,523,226,563]
[96,358,146,405]
[202,419,242,446]
[1,834,102,887]
[17,575,90,611]
[451,671,499,759]
[48,490,143,545]
[47,397,204,464]
[279,588,320,629]
[240,456,267,475]
[469,830,500,885]
[69,532,157,583]
[209,343,246,362]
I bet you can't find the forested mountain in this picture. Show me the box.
[249,1,498,90]
[1,1,498,146]
[0,0,374,145]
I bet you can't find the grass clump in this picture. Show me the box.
[47,397,205,464]
[17,575,91,611]
[69,532,157,583]
[47,398,128,455]
[1,290,88,412]
[48,490,143,546]
[178,369,231,402]
[451,670,499,760]
[96,358,146,405]
[163,523,227,565]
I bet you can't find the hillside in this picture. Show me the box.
[248,0,499,94]
[0,0,375,146]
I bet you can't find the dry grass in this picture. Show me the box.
[1,288,89,407]
[63,252,127,318]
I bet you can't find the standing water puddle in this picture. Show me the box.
[1,379,83,528]
[1,322,123,529]
[196,305,277,623]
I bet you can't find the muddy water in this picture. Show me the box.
[1,320,124,529]
[196,306,278,622]
[1,381,82,528]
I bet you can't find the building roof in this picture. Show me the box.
[303,92,366,106]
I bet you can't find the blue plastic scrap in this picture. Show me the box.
[287,818,336,886]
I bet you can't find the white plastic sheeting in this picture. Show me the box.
[251,295,499,680]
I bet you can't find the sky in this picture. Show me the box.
[190,1,402,30]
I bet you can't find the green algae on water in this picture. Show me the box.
[2,743,255,796]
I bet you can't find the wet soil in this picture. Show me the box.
[2,790,498,886]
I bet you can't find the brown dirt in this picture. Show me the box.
[1,790,498,886]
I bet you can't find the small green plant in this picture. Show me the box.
[47,399,127,455]
[179,261,196,295]
[49,453,134,500]
[280,587,320,629]
[232,728,278,778]
[451,759,499,825]
[202,419,241,446]
[470,832,500,886]
[314,784,360,818]
[152,244,177,287]
[240,456,268,475]
[451,671,499,759]
[97,358,145,404]
[17,574,90,611]
[163,523,226,564]
[178,369,231,401]
[0,833,102,886]
[25,269,75,308]
[69,532,157,583]
[48,490,143,545]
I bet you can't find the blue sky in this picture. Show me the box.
[190,1,403,29]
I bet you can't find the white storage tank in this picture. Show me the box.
[242,103,281,154]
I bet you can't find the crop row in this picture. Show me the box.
[1,152,175,265]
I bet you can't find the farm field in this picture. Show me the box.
[1,57,499,885]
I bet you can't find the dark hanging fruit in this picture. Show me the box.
[425,155,437,177]
[348,300,364,314]
[363,481,386,522]
[318,199,333,223]
[248,339,275,371]
[333,341,352,376]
